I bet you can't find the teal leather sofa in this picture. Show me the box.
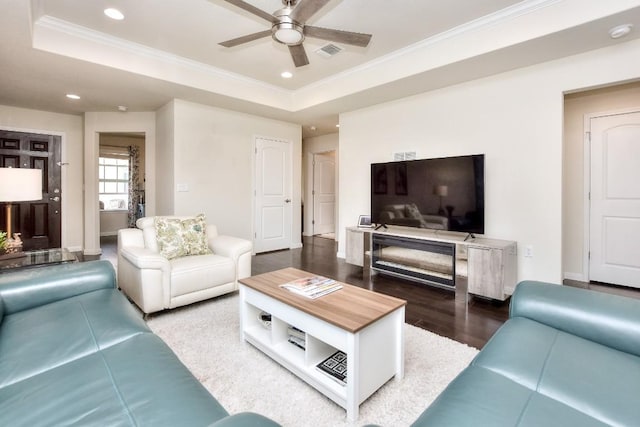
[0,260,280,427]
[413,281,640,426]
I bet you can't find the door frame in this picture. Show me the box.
[84,112,156,256]
[252,135,294,254]
[311,151,337,236]
[583,107,640,282]
[303,148,339,238]
[0,125,69,249]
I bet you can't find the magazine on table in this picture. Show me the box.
[280,275,342,299]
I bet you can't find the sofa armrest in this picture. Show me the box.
[0,260,116,315]
[510,281,640,357]
[120,246,171,271]
[209,235,253,262]
[209,413,281,427]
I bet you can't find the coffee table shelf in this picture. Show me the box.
[239,268,406,421]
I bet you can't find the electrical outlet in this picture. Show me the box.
[177,183,189,192]
[524,245,533,258]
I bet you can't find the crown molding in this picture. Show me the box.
[33,15,295,109]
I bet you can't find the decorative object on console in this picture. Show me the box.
[0,167,42,258]
[358,215,372,228]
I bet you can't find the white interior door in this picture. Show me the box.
[254,137,292,253]
[589,111,640,288]
[313,152,336,235]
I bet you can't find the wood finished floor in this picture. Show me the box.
[97,234,640,350]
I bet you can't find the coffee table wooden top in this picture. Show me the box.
[239,267,406,333]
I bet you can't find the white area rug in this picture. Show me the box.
[147,293,478,427]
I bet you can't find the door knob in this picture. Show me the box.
[285,199,291,203]
[50,196,60,202]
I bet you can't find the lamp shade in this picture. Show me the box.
[0,168,43,202]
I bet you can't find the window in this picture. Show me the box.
[99,156,129,210]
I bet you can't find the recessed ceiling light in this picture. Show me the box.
[66,94,80,100]
[104,8,124,20]
[281,71,293,79]
[117,105,128,112]
[609,24,633,39]
[309,126,317,131]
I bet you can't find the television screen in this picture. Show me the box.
[371,154,484,234]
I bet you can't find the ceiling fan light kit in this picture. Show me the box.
[273,22,305,45]
[219,0,372,67]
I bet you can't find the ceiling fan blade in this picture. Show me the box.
[219,30,272,47]
[219,0,276,23]
[289,44,309,67]
[290,0,331,24]
[305,26,372,47]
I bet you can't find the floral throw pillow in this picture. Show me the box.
[181,214,211,256]
[155,214,212,260]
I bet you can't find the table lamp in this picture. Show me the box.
[0,167,43,257]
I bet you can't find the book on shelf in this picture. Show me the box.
[315,350,347,386]
[287,325,306,350]
[280,275,342,299]
[287,335,306,350]
[287,325,305,340]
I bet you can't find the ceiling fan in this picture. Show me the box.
[218,0,372,67]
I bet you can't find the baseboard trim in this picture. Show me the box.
[564,272,587,282]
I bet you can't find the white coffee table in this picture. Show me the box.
[239,268,406,421]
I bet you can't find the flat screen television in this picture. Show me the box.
[371,154,485,235]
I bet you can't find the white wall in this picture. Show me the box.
[166,99,302,244]
[84,112,156,255]
[338,38,640,284]
[99,211,128,236]
[0,105,84,251]
[563,82,640,281]
[302,133,339,237]
[155,101,175,215]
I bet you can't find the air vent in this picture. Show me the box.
[316,43,344,58]
[393,152,417,161]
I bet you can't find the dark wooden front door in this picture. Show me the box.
[0,130,61,249]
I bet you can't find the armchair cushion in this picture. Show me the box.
[154,214,212,259]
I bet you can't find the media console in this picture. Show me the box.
[346,226,517,301]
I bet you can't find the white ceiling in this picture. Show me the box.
[2,0,640,137]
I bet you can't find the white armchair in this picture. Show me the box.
[117,216,252,315]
